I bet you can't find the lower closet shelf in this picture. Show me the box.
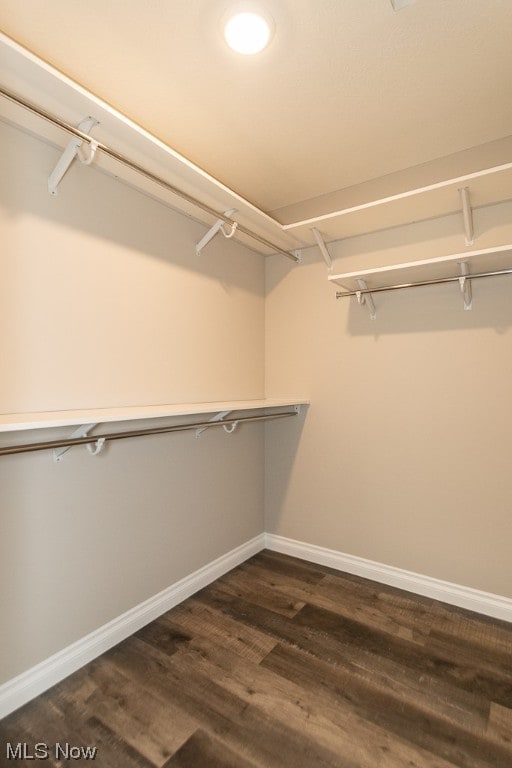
[0,398,309,459]
[0,398,309,433]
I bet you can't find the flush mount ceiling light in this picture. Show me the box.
[223,8,273,54]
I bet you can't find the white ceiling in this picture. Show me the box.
[1,0,511,218]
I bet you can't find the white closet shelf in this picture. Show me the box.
[328,244,512,293]
[284,164,512,245]
[3,34,512,258]
[0,399,309,433]
[0,33,302,259]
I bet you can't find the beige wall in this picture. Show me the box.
[265,200,512,599]
[3,113,512,690]
[0,120,265,684]
[1,121,264,413]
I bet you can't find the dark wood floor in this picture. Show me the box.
[2,550,512,767]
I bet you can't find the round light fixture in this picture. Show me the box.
[224,10,273,55]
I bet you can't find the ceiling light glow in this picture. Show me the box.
[224,11,272,55]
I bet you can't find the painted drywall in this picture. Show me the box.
[265,199,512,599]
[0,121,264,413]
[0,119,265,684]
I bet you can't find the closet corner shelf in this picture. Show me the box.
[283,164,512,245]
[328,243,512,297]
[0,398,310,434]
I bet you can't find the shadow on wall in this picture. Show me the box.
[266,247,512,342]
[0,118,266,414]
[0,118,263,297]
[264,407,308,531]
[344,273,512,336]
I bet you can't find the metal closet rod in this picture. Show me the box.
[335,267,512,298]
[0,86,299,264]
[0,410,297,457]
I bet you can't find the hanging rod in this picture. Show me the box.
[335,267,512,298]
[0,86,299,264]
[0,410,297,457]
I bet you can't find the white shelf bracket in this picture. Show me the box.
[195,410,232,438]
[53,423,98,462]
[458,187,474,246]
[458,261,473,310]
[293,249,303,264]
[311,228,333,271]
[355,279,377,320]
[195,209,238,255]
[48,116,99,196]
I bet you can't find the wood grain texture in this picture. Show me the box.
[2,550,512,767]
[162,729,260,768]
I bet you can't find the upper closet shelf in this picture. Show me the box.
[2,35,510,259]
[0,399,309,433]
[283,164,512,245]
[0,33,302,261]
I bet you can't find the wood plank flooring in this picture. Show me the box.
[2,550,512,767]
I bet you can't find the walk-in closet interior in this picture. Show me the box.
[1,2,512,764]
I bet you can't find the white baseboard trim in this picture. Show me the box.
[265,533,512,624]
[0,533,265,719]
[3,531,511,719]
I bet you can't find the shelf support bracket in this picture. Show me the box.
[196,209,238,255]
[48,116,99,196]
[458,261,473,310]
[311,228,333,271]
[458,187,474,246]
[53,423,98,462]
[195,410,232,438]
[355,279,377,320]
